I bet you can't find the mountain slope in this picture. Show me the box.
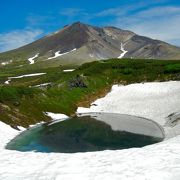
[0,22,180,67]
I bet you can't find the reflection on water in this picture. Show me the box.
[6,113,164,153]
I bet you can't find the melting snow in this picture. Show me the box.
[48,49,77,60]
[118,43,128,59]
[28,53,39,64]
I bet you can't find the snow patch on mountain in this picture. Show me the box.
[48,49,77,59]
[28,53,39,64]
[118,43,128,58]
[63,69,75,72]
[4,73,46,85]
[104,29,117,40]
[4,80,10,85]
[1,60,12,66]
[89,54,94,58]
[32,82,51,88]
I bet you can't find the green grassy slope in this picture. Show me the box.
[0,58,180,127]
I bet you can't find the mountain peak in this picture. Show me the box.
[1,22,180,66]
[69,21,87,26]
[72,21,83,25]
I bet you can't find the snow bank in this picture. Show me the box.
[48,49,76,60]
[118,43,128,58]
[1,120,180,179]
[0,122,19,148]
[28,53,39,64]
[77,81,180,126]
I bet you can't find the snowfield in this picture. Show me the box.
[1,81,180,180]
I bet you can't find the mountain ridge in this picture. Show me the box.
[0,22,180,67]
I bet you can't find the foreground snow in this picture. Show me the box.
[77,81,180,126]
[1,81,180,179]
[1,120,180,180]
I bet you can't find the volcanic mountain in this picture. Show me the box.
[0,22,180,67]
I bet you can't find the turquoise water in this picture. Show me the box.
[6,113,164,153]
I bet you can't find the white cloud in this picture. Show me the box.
[111,6,180,46]
[0,29,43,52]
[136,6,180,17]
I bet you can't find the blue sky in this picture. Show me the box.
[0,0,180,52]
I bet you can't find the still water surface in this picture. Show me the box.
[6,113,164,153]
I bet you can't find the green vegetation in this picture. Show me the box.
[164,64,180,73]
[0,58,180,127]
[0,86,38,102]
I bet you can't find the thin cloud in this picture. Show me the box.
[0,29,43,53]
[94,0,171,18]
[108,6,180,46]
[136,6,180,17]
[60,8,85,17]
